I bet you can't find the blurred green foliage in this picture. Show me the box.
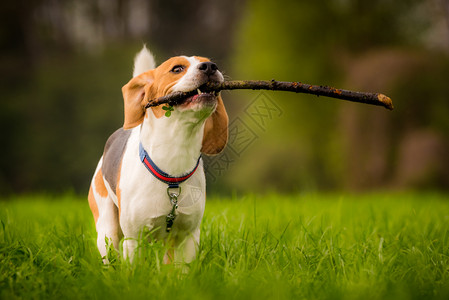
[0,0,448,194]
[1,46,135,192]
[212,0,449,193]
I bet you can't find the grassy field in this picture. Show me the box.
[1,192,448,300]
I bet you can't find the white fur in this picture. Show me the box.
[91,52,222,264]
[133,45,156,77]
[172,56,224,92]
[118,123,206,263]
[117,74,214,262]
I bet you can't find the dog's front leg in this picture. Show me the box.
[120,213,140,262]
[123,237,138,262]
[95,198,122,264]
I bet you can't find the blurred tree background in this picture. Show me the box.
[1,0,448,195]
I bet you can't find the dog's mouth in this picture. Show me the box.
[176,87,219,107]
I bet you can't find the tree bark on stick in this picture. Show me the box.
[145,80,394,110]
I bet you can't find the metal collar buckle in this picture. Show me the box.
[166,185,181,232]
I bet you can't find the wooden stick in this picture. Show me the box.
[145,80,394,110]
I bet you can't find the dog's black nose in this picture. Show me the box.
[198,62,218,76]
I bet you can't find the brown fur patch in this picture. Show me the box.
[94,168,108,198]
[122,71,155,129]
[194,56,211,63]
[123,56,221,126]
[88,186,99,224]
[150,106,166,119]
[201,95,229,154]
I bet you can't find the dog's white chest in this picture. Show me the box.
[130,178,206,239]
[119,138,207,238]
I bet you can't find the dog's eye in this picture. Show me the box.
[171,65,185,74]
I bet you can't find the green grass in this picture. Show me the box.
[1,192,449,299]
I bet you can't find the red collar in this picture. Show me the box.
[139,142,201,187]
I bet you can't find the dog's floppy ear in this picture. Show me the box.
[121,71,154,129]
[201,95,229,155]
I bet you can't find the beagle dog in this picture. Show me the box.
[88,46,228,264]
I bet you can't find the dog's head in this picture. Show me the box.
[122,47,228,154]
